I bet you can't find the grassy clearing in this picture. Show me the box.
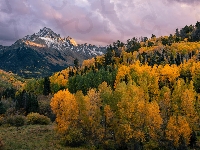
[0,124,86,150]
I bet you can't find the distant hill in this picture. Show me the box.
[0,69,24,92]
[0,27,106,78]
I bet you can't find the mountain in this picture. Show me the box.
[0,27,106,78]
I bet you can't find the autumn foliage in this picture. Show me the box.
[50,57,200,149]
[49,23,200,149]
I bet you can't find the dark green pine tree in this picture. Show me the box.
[192,21,200,42]
[74,58,79,69]
[26,93,39,113]
[126,37,141,52]
[15,90,26,111]
[43,77,51,95]
[0,101,6,114]
[3,88,16,99]
[104,45,115,66]
[15,90,39,114]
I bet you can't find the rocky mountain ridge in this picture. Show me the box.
[0,27,106,78]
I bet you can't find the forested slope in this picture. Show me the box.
[49,22,200,149]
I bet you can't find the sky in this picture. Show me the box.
[0,0,200,46]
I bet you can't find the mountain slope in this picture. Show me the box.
[0,69,24,92]
[0,27,106,78]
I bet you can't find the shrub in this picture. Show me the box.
[5,115,26,127]
[4,107,17,116]
[38,100,55,122]
[5,107,26,116]
[26,113,51,125]
[63,128,85,147]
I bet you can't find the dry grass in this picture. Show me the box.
[0,124,86,150]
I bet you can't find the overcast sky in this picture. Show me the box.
[0,0,200,46]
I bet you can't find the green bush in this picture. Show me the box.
[26,113,51,125]
[5,115,26,127]
[63,128,85,147]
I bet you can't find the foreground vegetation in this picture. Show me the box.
[0,124,87,150]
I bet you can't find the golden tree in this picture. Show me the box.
[50,89,79,133]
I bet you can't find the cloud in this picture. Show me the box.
[0,0,200,46]
[167,0,200,4]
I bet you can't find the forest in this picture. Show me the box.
[1,22,200,149]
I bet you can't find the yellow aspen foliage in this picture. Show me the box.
[158,64,180,85]
[166,116,191,147]
[196,94,200,123]
[116,82,162,143]
[104,105,113,123]
[180,82,198,129]
[171,79,198,130]
[139,46,162,54]
[75,91,87,124]
[121,51,136,65]
[50,89,79,133]
[83,89,104,141]
[179,60,194,81]
[115,82,144,142]
[95,55,105,67]
[98,82,115,138]
[98,82,112,96]
[115,61,161,102]
[129,61,160,101]
[171,79,186,115]
[13,80,25,90]
[114,65,130,87]
[50,68,69,93]
[82,58,95,68]
[0,69,24,91]
[159,86,172,123]
[50,69,69,87]
[145,101,163,140]
[184,61,200,77]
[98,82,113,106]
[170,42,200,54]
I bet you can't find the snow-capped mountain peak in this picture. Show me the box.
[21,27,106,57]
[36,27,60,38]
[0,27,107,78]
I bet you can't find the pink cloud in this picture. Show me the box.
[0,0,200,46]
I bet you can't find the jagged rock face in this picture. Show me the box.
[0,27,106,78]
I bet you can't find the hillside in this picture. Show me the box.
[0,69,24,92]
[48,22,200,149]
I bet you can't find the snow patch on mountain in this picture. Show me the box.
[21,27,106,57]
